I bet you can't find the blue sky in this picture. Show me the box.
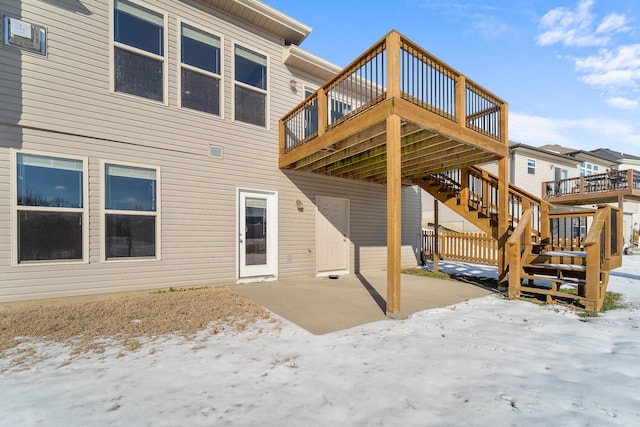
[268,0,640,155]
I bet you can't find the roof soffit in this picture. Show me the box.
[196,0,311,45]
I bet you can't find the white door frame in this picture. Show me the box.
[238,188,278,280]
[316,195,350,275]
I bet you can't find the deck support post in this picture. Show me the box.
[498,156,509,291]
[386,114,402,318]
[433,199,439,273]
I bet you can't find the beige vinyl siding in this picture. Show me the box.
[0,0,286,155]
[0,0,421,301]
[0,126,420,301]
[278,171,421,277]
[511,154,547,197]
[420,190,482,232]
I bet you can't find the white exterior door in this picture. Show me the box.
[239,190,277,278]
[316,196,349,273]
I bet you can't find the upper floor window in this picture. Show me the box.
[14,152,87,263]
[180,23,221,115]
[113,0,166,102]
[527,159,535,174]
[330,98,352,123]
[234,45,267,127]
[304,89,318,138]
[580,162,599,176]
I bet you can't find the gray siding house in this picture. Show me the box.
[0,0,421,302]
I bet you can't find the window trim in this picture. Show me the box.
[177,18,224,118]
[100,160,161,263]
[301,86,319,139]
[10,148,89,267]
[109,0,169,105]
[232,41,269,129]
[527,159,535,175]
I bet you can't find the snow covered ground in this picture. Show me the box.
[2,258,640,426]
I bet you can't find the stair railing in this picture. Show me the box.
[583,207,608,310]
[429,165,551,240]
[506,208,532,299]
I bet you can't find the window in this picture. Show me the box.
[580,162,599,176]
[304,89,317,138]
[14,152,86,263]
[104,163,159,259]
[234,45,267,126]
[113,0,166,102]
[180,23,221,115]
[330,98,352,123]
[527,159,535,175]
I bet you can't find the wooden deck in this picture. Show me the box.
[280,31,509,183]
[542,169,640,206]
[279,31,510,316]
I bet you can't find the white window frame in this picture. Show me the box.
[100,160,161,262]
[177,18,224,118]
[232,42,269,129]
[10,148,89,266]
[303,86,316,101]
[303,86,318,138]
[527,159,535,175]
[109,0,169,105]
[580,162,600,176]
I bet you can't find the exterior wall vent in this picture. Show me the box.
[2,16,47,55]
[209,144,223,159]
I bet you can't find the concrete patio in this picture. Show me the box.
[231,269,494,334]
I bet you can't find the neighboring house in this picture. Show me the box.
[589,148,640,171]
[550,146,640,247]
[539,144,616,178]
[0,0,422,302]
[422,140,640,249]
[508,143,580,197]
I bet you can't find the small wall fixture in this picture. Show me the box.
[289,79,298,91]
[296,200,304,212]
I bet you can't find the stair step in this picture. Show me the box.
[523,263,586,272]
[520,286,584,301]
[521,274,585,285]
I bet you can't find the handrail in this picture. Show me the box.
[583,209,606,246]
[428,165,550,239]
[468,165,550,238]
[507,208,533,299]
[583,207,608,310]
[507,208,533,245]
[468,165,553,210]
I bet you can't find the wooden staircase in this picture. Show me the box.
[416,166,623,311]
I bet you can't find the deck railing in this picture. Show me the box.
[542,169,640,198]
[507,205,621,310]
[281,30,507,154]
[546,206,622,258]
[400,38,456,120]
[422,229,497,265]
